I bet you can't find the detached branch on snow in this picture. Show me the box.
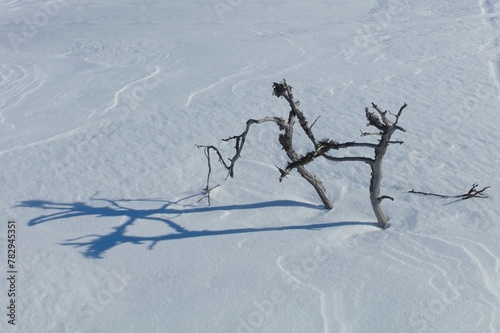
[409,183,491,200]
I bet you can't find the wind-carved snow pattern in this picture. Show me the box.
[0,0,18,10]
[64,40,173,66]
[384,232,500,331]
[479,0,500,95]
[0,63,45,129]
[277,255,331,333]
[99,64,166,116]
[64,40,174,117]
[185,62,263,107]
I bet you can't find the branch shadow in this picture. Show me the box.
[18,195,376,259]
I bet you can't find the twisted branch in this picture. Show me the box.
[197,80,409,224]
[197,80,334,209]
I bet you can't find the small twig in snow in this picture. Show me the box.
[408,183,491,200]
[196,146,221,205]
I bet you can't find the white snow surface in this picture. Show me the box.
[1,0,500,332]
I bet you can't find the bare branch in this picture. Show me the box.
[310,116,321,130]
[361,131,383,137]
[196,145,230,171]
[408,188,449,198]
[462,183,491,199]
[395,125,406,132]
[371,103,392,127]
[275,80,317,146]
[195,146,222,205]
[378,195,394,202]
[277,138,379,177]
[295,108,317,146]
[276,165,290,181]
[323,155,374,164]
[197,185,220,204]
[408,183,491,200]
[334,141,379,149]
[370,102,408,130]
[203,147,212,204]
[395,102,408,122]
[365,102,408,228]
[223,117,288,175]
[365,107,387,131]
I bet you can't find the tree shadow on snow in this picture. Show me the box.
[18,195,376,259]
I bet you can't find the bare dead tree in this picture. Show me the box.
[283,101,408,228]
[363,102,407,228]
[198,80,407,228]
[409,182,490,200]
[197,80,334,209]
[197,79,492,229]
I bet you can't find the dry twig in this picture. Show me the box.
[409,183,491,200]
[195,146,220,205]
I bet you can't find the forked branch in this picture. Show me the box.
[197,117,287,180]
[197,79,490,229]
[197,80,334,209]
[197,80,408,225]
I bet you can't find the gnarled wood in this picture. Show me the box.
[198,80,408,228]
[198,80,334,209]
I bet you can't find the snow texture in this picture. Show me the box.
[0,0,499,332]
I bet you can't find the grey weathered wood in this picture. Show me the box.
[198,80,334,210]
[198,80,408,228]
[367,102,407,228]
[408,183,490,200]
[273,80,333,209]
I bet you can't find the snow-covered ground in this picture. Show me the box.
[1,0,499,332]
